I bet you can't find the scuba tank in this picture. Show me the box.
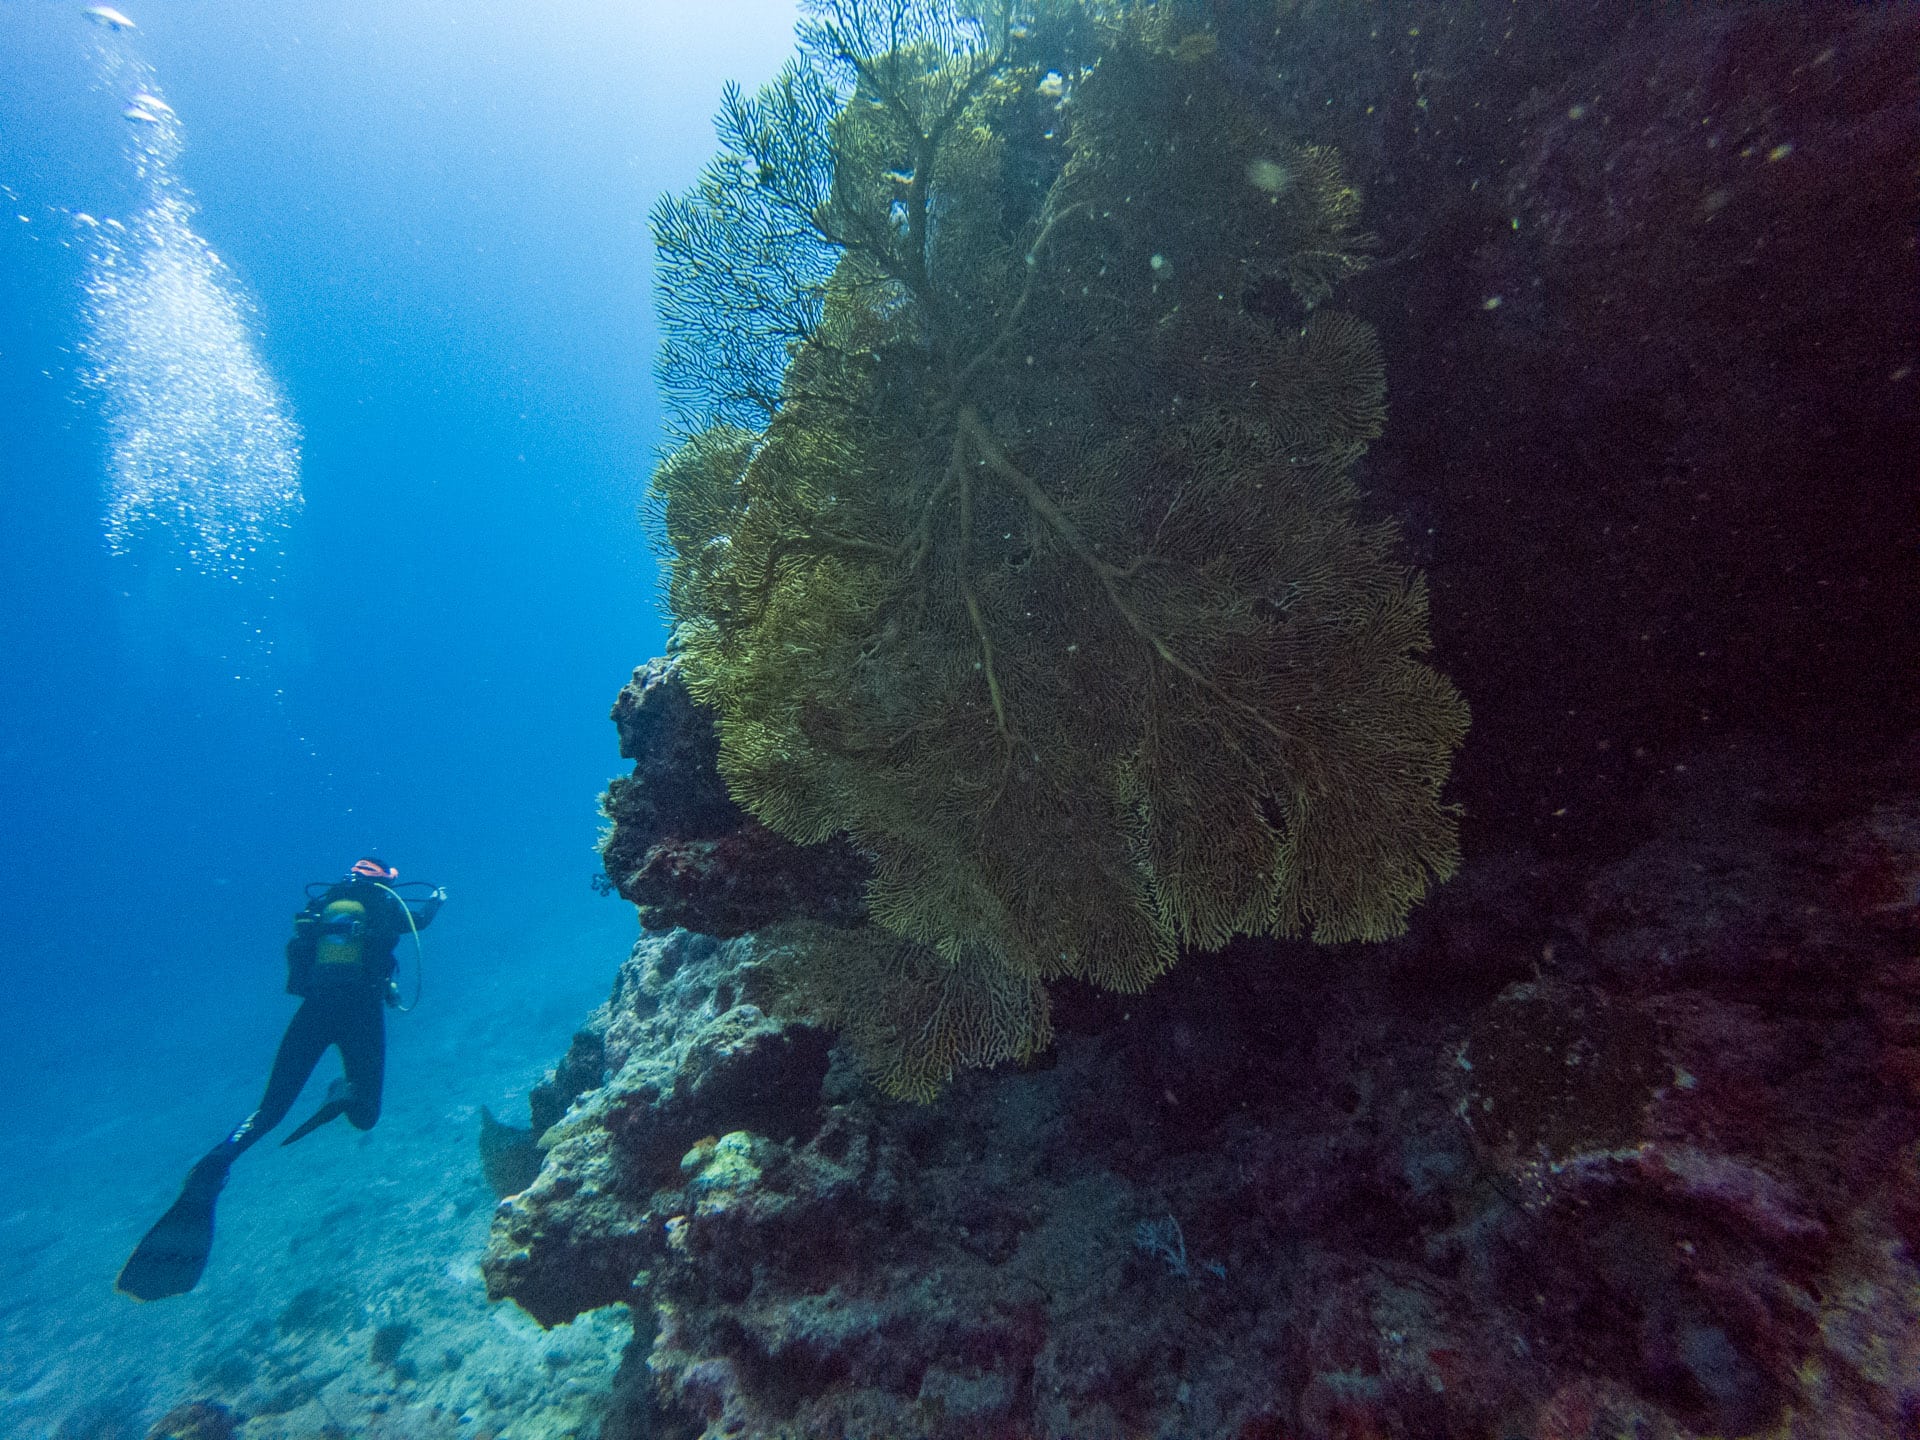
[291,875,439,1006]
[313,899,368,977]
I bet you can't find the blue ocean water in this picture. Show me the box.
[0,1,798,1431]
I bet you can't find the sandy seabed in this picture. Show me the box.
[0,898,635,1440]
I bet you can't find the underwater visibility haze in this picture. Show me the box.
[2,2,1918,1438]
[0,0,800,1431]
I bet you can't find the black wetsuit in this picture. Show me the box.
[118,873,443,1301]
[212,876,441,1162]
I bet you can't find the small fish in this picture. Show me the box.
[129,91,172,115]
[83,6,137,30]
[122,106,161,125]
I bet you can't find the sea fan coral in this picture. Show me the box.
[650,0,1467,1095]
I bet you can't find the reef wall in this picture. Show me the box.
[493,732,1920,1438]
[488,3,1920,1437]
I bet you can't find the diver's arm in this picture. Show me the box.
[409,886,446,930]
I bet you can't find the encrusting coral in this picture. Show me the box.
[647,0,1468,1097]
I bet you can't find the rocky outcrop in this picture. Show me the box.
[598,659,870,936]
[489,4,1920,1436]
[1223,2,1920,859]
[530,1026,608,1135]
[493,734,1920,1438]
[599,0,1919,932]
[478,1024,608,1201]
[482,930,833,1329]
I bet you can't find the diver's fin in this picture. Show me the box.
[281,1078,354,1146]
[117,1153,229,1301]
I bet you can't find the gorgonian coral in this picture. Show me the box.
[649,0,1468,1097]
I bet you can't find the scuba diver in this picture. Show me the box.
[117,858,445,1301]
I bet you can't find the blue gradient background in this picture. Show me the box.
[0,0,795,1182]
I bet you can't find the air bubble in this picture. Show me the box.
[78,49,302,589]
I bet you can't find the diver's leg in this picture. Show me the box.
[338,998,386,1130]
[281,994,385,1145]
[118,1001,328,1300]
[219,999,333,1160]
